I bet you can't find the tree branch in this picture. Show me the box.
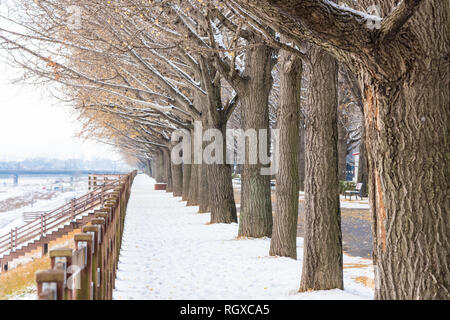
[379,0,423,42]
[230,0,380,59]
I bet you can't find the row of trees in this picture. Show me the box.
[0,0,447,299]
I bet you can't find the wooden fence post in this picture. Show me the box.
[101,186,106,206]
[50,248,73,300]
[82,225,100,300]
[36,269,64,300]
[33,171,138,300]
[91,218,106,300]
[71,199,76,221]
[103,200,117,295]
[0,259,5,273]
[94,210,111,298]
[110,191,121,252]
[74,233,93,300]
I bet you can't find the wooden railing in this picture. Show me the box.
[22,212,47,223]
[36,170,137,300]
[88,174,125,191]
[0,174,131,258]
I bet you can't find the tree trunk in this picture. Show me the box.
[188,164,199,206]
[238,44,274,238]
[155,150,164,183]
[299,47,343,291]
[206,123,237,224]
[365,77,449,299]
[187,127,199,205]
[171,160,183,197]
[147,159,152,177]
[357,129,368,197]
[269,47,302,259]
[198,162,210,213]
[232,0,449,301]
[198,100,211,213]
[182,163,191,201]
[163,148,172,193]
[197,57,238,224]
[150,158,156,179]
[298,117,306,191]
[208,163,238,223]
[363,8,448,298]
[337,118,348,181]
[198,120,209,212]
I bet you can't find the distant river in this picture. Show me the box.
[0,174,89,238]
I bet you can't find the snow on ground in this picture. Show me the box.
[113,174,374,300]
[0,176,88,237]
[339,200,370,209]
[298,191,370,209]
[235,182,370,209]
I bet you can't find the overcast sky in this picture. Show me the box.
[0,61,122,162]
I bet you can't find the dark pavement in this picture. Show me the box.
[234,188,373,259]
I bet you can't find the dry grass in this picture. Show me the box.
[344,263,370,269]
[0,192,57,213]
[0,255,50,299]
[354,276,375,288]
[0,229,79,300]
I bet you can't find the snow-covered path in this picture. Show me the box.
[113,174,374,300]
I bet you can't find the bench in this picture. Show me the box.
[344,183,363,200]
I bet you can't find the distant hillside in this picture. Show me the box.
[0,158,133,172]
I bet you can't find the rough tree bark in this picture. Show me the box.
[198,107,210,213]
[163,148,172,192]
[337,118,348,180]
[198,162,210,213]
[207,123,238,224]
[208,164,237,223]
[171,159,183,197]
[200,61,238,223]
[155,150,165,183]
[169,141,183,197]
[233,0,449,299]
[363,28,449,300]
[299,47,343,291]
[187,127,199,206]
[188,163,199,205]
[353,0,447,299]
[298,116,306,191]
[238,44,274,238]
[269,46,302,259]
[357,129,368,197]
[182,163,191,201]
[181,60,238,222]
[150,158,156,179]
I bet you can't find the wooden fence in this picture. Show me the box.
[88,174,125,191]
[22,211,47,224]
[36,170,137,300]
[0,174,131,262]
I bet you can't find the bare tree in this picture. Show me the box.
[230,0,449,300]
